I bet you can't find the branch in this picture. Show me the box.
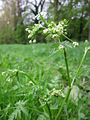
[38,0,43,7]
[35,0,37,5]
[41,0,45,11]
[30,8,36,15]
[29,2,37,8]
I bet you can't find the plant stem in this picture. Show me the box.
[55,87,71,120]
[62,34,73,42]
[71,48,88,86]
[16,71,19,81]
[55,48,71,120]
[46,102,52,120]
[63,48,71,87]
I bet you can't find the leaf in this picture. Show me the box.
[8,100,28,120]
[37,114,47,120]
[64,85,81,104]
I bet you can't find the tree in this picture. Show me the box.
[0,0,28,43]
[28,0,46,23]
[48,0,90,41]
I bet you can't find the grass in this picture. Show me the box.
[0,42,90,120]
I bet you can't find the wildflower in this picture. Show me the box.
[43,29,48,34]
[25,28,29,32]
[73,42,79,47]
[50,88,65,97]
[85,40,88,43]
[29,40,32,44]
[33,39,36,43]
[28,30,31,33]
[52,34,58,39]
[28,34,31,38]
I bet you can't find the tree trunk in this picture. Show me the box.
[54,0,59,22]
[79,14,83,41]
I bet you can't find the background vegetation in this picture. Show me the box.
[0,43,90,120]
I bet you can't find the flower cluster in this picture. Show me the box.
[43,20,67,41]
[73,42,79,47]
[29,39,36,44]
[25,24,44,43]
[25,17,68,43]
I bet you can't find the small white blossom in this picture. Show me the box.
[29,40,32,44]
[85,40,88,43]
[50,88,65,97]
[73,42,79,47]
[28,34,31,38]
[28,30,31,33]
[25,28,29,32]
[52,34,58,38]
[33,39,36,43]
[43,29,48,34]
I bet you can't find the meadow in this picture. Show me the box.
[0,42,90,120]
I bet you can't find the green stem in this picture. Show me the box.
[71,48,88,86]
[39,98,52,120]
[16,71,19,81]
[55,48,71,120]
[46,102,52,120]
[63,48,71,87]
[62,34,73,42]
[55,87,71,120]
[23,72,36,85]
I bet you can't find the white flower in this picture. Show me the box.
[28,34,31,38]
[25,28,29,32]
[73,42,79,47]
[50,88,65,97]
[52,34,58,38]
[85,40,88,43]
[43,29,48,34]
[33,39,36,43]
[28,30,31,33]
[29,40,32,44]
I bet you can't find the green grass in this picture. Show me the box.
[0,42,90,120]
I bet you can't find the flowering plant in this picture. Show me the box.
[25,13,90,120]
[25,14,68,43]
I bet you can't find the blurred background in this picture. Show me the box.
[0,0,90,44]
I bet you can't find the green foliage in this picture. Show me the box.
[0,24,28,44]
[15,25,28,44]
[0,26,15,44]
[48,0,89,41]
[0,43,90,120]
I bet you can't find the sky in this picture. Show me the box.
[0,1,2,7]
